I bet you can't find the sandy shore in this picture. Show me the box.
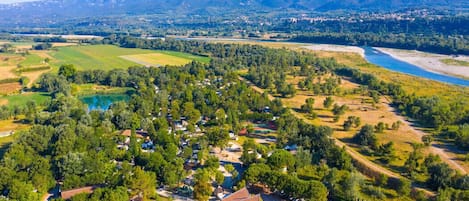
[375,47,469,79]
[301,44,365,57]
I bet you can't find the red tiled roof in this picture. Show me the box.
[222,188,256,201]
[243,194,261,201]
[121,129,145,138]
[61,186,95,200]
[239,128,248,136]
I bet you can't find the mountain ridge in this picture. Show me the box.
[0,0,468,27]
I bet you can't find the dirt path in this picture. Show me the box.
[383,99,468,174]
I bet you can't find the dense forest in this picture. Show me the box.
[1,37,469,200]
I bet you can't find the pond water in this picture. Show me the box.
[79,94,129,111]
[363,47,469,87]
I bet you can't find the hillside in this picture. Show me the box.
[0,0,468,27]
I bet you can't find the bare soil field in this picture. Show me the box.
[0,66,18,80]
[0,83,21,95]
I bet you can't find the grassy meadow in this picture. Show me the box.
[48,45,210,70]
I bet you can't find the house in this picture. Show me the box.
[238,128,248,136]
[60,186,97,200]
[220,187,261,201]
[121,129,147,139]
[141,139,155,150]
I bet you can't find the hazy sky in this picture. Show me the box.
[0,0,37,4]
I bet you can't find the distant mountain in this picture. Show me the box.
[0,0,468,27]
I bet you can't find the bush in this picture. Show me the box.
[362,185,386,200]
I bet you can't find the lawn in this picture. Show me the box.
[0,92,50,107]
[48,45,209,71]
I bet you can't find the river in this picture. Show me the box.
[363,47,469,87]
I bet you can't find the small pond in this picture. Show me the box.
[79,94,129,111]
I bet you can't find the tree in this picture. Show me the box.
[58,64,77,81]
[205,127,229,150]
[295,146,312,169]
[323,97,334,109]
[215,109,226,125]
[125,167,156,201]
[215,171,225,186]
[427,163,455,190]
[240,139,258,165]
[301,98,315,114]
[353,125,377,148]
[343,116,361,131]
[7,180,40,201]
[332,104,348,117]
[396,179,412,197]
[375,122,385,133]
[422,135,434,146]
[193,169,212,201]
[267,150,294,171]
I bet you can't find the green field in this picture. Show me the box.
[19,54,45,67]
[49,45,209,71]
[1,92,50,107]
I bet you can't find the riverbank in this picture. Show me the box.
[375,48,469,80]
[301,44,365,58]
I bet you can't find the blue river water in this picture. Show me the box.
[80,94,129,111]
[363,47,469,87]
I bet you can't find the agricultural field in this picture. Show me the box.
[120,53,193,66]
[48,45,209,70]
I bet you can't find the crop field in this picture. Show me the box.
[0,66,18,80]
[48,45,209,71]
[0,83,22,95]
[120,53,192,66]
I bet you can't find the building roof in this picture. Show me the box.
[238,128,248,136]
[121,129,146,139]
[222,187,260,201]
[61,186,95,200]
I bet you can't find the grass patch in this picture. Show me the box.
[1,92,50,107]
[71,84,133,96]
[440,58,469,67]
[19,54,45,67]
